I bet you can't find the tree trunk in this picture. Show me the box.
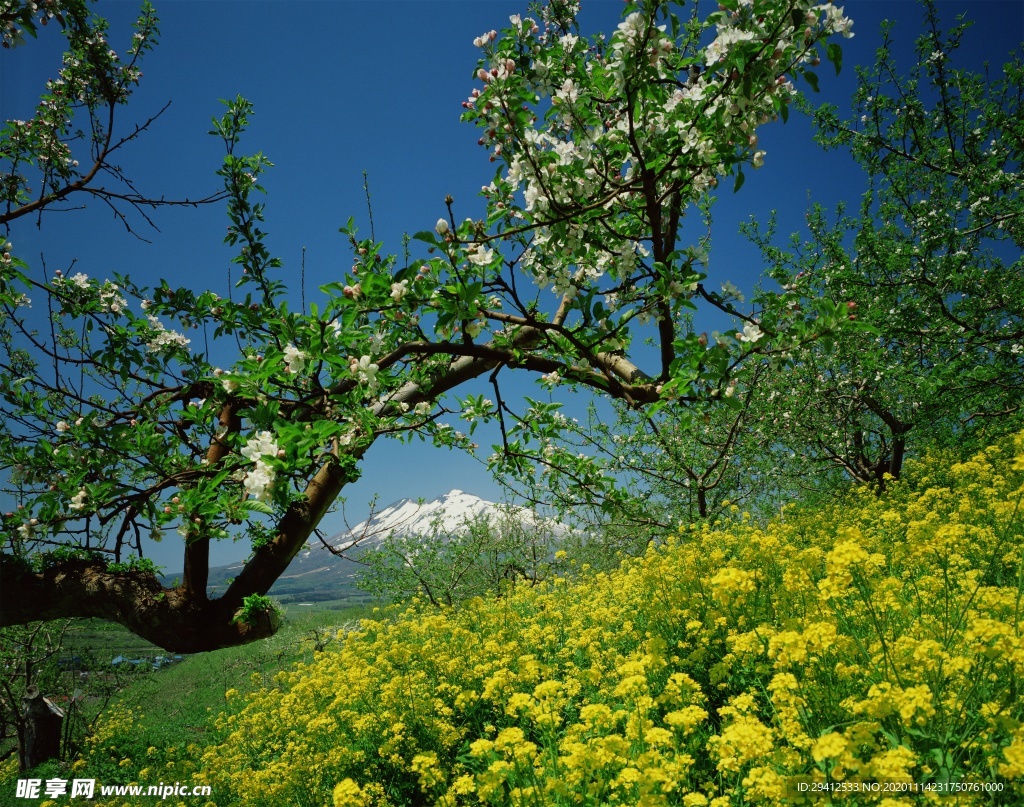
[20,686,63,771]
[0,555,279,653]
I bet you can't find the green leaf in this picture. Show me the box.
[826,42,843,76]
[733,169,745,193]
[240,500,275,516]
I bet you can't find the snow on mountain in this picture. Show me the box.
[308,489,517,557]
[189,490,560,603]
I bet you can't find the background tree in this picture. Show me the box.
[0,621,136,770]
[742,0,1023,490]
[491,360,781,552]
[357,507,562,607]
[0,0,223,229]
[492,0,1022,539]
[1,0,855,651]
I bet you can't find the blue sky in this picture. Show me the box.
[2,1,1021,569]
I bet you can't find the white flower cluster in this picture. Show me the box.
[390,279,410,303]
[540,370,561,389]
[98,281,126,314]
[145,315,191,354]
[49,274,124,315]
[462,398,494,423]
[69,488,88,511]
[240,430,279,502]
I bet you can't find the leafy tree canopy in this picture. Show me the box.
[1,0,858,651]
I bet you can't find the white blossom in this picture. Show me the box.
[240,430,279,463]
[736,322,765,343]
[351,355,379,390]
[467,244,495,266]
[283,343,307,374]
[540,370,561,388]
[390,279,410,303]
[240,431,279,502]
[243,459,275,502]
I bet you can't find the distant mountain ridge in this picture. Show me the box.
[181,490,517,606]
[309,489,500,556]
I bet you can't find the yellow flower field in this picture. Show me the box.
[83,432,1024,806]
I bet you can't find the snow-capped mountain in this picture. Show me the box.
[313,489,513,556]
[195,490,539,605]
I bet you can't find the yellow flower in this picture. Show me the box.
[896,684,935,726]
[868,746,918,783]
[710,566,756,604]
[811,732,847,763]
[709,716,774,773]
[665,705,708,735]
[999,733,1024,778]
[332,778,366,807]
[411,752,444,791]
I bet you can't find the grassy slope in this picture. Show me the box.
[6,434,1024,806]
[0,602,375,807]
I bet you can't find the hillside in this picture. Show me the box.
[69,432,1024,806]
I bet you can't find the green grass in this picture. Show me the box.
[99,602,376,749]
[60,619,164,665]
[0,601,377,805]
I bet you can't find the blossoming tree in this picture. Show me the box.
[494,0,1024,539]
[741,0,1023,489]
[1,0,854,651]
